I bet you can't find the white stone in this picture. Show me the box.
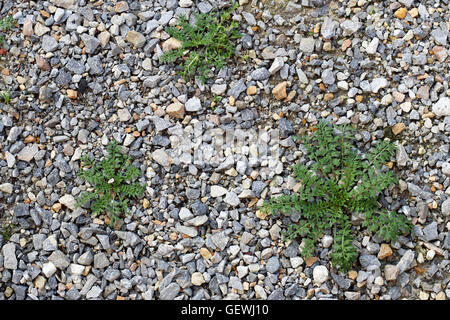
[0,183,13,194]
[224,191,240,206]
[185,97,202,112]
[442,198,450,216]
[59,194,76,210]
[117,108,131,122]
[337,81,349,91]
[269,57,284,75]
[371,77,388,93]
[432,97,450,117]
[142,58,152,71]
[442,162,450,176]
[5,151,15,168]
[299,37,315,54]
[152,149,170,167]
[42,262,57,277]
[210,185,228,197]
[321,235,333,248]
[290,257,304,268]
[68,263,85,275]
[211,84,227,95]
[179,0,193,7]
[366,37,379,54]
[341,20,362,36]
[191,272,205,286]
[179,207,194,221]
[254,285,267,299]
[312,265,329,284]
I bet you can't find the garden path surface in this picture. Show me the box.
[0,0,449,300]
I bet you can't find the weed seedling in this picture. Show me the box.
[160,1,241,83]
[76,141,145,226]
[1,89,11,105]
[261,121,412,272]
[0,16,15,46]
[1,223,14,241]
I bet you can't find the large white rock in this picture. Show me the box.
[432,97,450,117]
[185,97,202,112]
[313,265,329,284]
[210,185,227,197]
[59,194,76,210]
[341,20,362,36]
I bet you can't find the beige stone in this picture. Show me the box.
[67,89,77,99]
[432,46,448,62]
[200,248,212,260]
[166,101,185,119]
[191,272,205,286]
[162,37,182,52]
[23,20,33,36]
[392,122,406,135]
[126,30,146,48]
[272,81,287,100]
[378,244,393,260]
[98,31,110,48]
[394,7,407,19]
[246,86,257,95]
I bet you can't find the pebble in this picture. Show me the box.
[432,97,450,117]
[312,265,329,284]
[185,97,202,112]
[2,243,18,270]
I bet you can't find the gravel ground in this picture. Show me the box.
[0,0,449,300]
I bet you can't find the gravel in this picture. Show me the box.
[0,0,449,301]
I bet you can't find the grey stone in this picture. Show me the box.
[66,286,81,300]
[423,222,439,241]
[229,276,243,290]
[48,250,70,269]
[159,283,180,300]
[211,231,229,251]
[143,75,161,88]
[2,243,17,270]
[442,198,450,216]
[396,250,414,273]
[87,56,103,75]
[229,79,246,99]
[321,68,335,85]
[359,254,381,268]
[65,59,85,74]
[104,268,121,282]
[431,28,448,45]
[444,233,450,250]
[7,126,23,142]
[77,251,93,265]
[152,117,171,132]
[42,35,58,52]
[251,67,270,81]
[224,191,240,207]
[265,256,280,273]
[81,34,100,54]
[251,181,266,197]
[13,203,29,218]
